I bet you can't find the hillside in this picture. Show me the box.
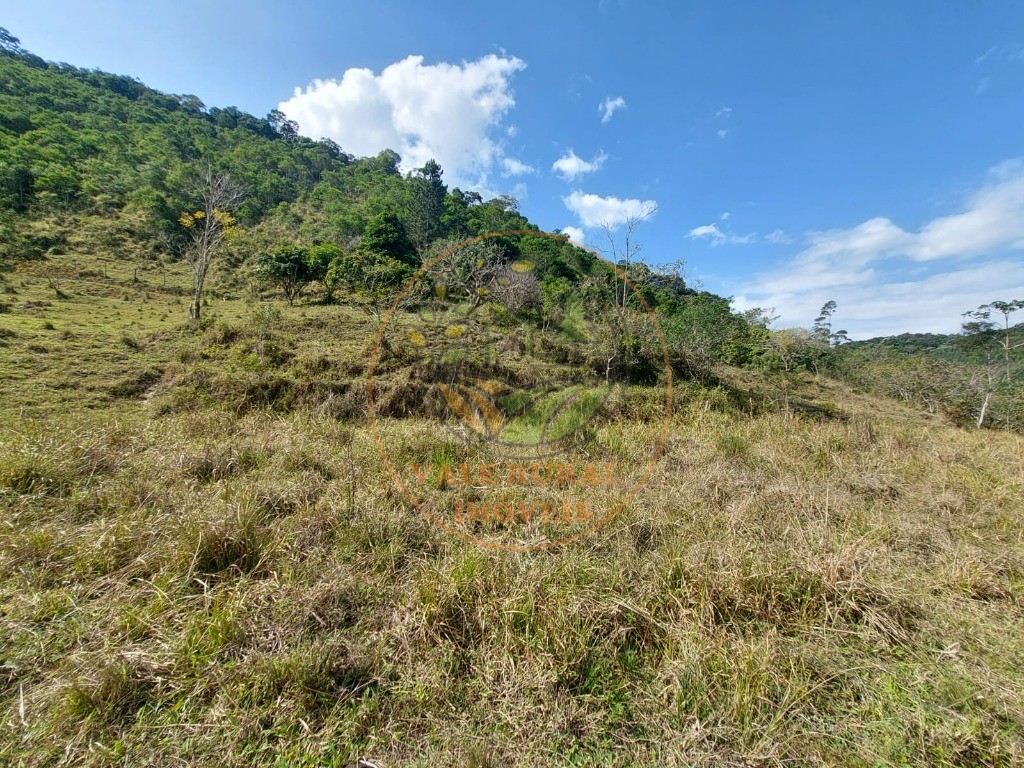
[2,33,1024,768]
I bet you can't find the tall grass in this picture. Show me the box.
[1,256,1022,765]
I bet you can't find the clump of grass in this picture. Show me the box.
[0,452,74,496]
[64,659,157,727]
[178,444,261,483]
[182,504,275,579]
[715,430,751,461]
[231,640,379,713]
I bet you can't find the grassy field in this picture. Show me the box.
[1,253,1023,766]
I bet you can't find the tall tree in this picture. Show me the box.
[960,299,1024,427]
[813,300,837,341]
[178,169,245,322]
[597,203,657,309]
[405,159,447,255]
[0,27,25,56]
[962,300,1024,380]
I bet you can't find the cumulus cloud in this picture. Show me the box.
[561,226,586,243]
[563,190,658,229]
[551,149,608,181]
[688,222,754,245]
[599,96,627,123]
[732,159,1024,337]
[278,54,526,188]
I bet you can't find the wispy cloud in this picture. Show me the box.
[688,222,754,245]
[766,229,793,245]
[552,149,608,181]
[732,159,1024,337]
[976,44,1024,66]
[972,44,1024,94]
[599,95,627,123]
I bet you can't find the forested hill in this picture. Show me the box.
[1,29,774,376]
[0,29,541,261]
[846,327,1024,365]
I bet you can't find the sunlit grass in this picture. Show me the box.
[1,252,1023,767]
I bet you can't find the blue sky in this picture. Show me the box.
[5,0,1024,337]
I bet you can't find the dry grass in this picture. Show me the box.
[1,252,1023,766]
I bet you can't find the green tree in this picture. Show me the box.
[253,245,312,306]
[962,299,1024,380]
[404,159,446,254]
[326,250,411,317]
[960,299,1024,426]
[307,242,343,302]
[359,210,416,266]
[812,300,836,341]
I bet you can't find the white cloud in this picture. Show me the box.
[551,149,608,181]
[599,96,626,123]
[793,161,1024,265]
[278,54,526,189]
[563,190,658,228]
[733,159,1024,337]
[733,260,1024,339]
[717,129,728,139]
[688,222,754,245]
[766,229,793,245]
[561,226,585,243]
[721,211,730,220]
[689,224,723,241]
[715,106,732,119]
[501,157,535,176]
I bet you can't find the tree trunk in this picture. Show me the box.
[190,257,209,322]
[976,391,991,429]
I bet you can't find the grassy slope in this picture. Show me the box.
[1,251,1023,767]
